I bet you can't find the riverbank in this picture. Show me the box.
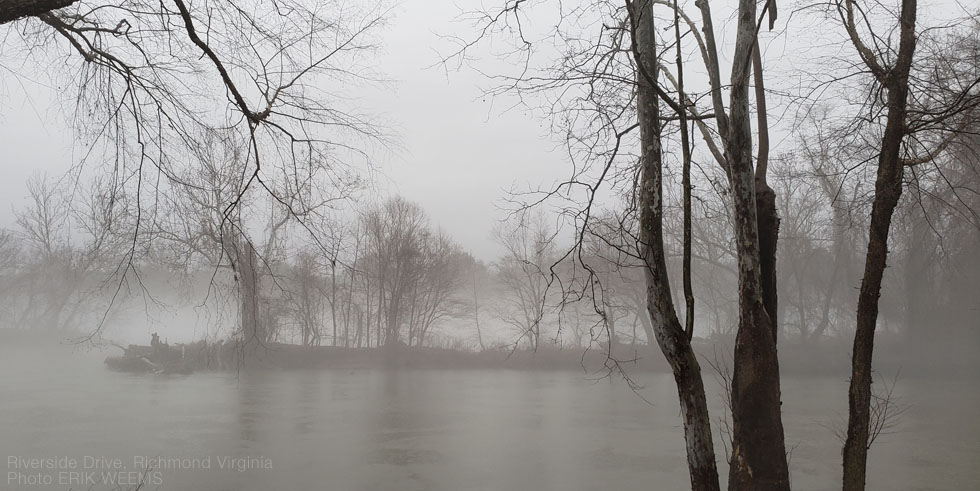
[240,339,976,378]
[1,328,974,378]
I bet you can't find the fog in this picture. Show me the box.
[2,0,980,490]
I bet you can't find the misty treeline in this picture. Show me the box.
[3,122,977,352]
[0,162,597,351]
[0,171,495,350]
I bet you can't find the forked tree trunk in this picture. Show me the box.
[725,1,789,488]
[674,0,695,340]
[753,42,780,345]
[629,2,721,490]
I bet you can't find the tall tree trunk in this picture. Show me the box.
[302,289,311,346]
[356,306,364,348]
[365,276,373,348]
[725,1,789,488]
[842,107,907,491]
[607,306,619,350]
[331,258,338,347]
[841,0,916,488]
[629,2,721,490]
[407,278,419,347]
[345,231,360,348]
[675,0,695,340]
[376,276,384,347]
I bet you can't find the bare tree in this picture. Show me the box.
[146,129,349,348]
[11,173,132,332]
[832,3,980,489]
[283,251,327,346]
[360,197,467,349]
[627,2,722,488]
[493,209,556,352]
[2,0,390,336]
[445,0,793,487]
[470,259,490,351]
[405,231,468,347]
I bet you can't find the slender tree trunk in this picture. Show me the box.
[753,44,779,345]
[331,258,338,346]
[344,304,350,347]
[629,2,721,490]
[473,271,486,351]
[607,306,619,350]
[302,290,311,346]
[904,198,933,344]
[842,108,906,491]
[675,0,695,340]
[376,276,384,347]
[239,240,261,346]
[726,1,789,488]
[365,276,373,348]
[407,278,419,347]
[345,231,360,348]
[841,0,916,488]
[356,307,364,348]
[811,227,844,342]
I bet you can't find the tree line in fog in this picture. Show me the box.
[3,123,977,353]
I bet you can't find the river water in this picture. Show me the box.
[1,344,977,491]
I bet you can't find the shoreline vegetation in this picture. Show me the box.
[2,328,972,378]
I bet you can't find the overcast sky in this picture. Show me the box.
[1,0,966,262]
[0,0,571,262]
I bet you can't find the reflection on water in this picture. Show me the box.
[1,346,978,491]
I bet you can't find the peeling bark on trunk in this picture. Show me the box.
[630,2,721,490]
[725,1,789,488]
